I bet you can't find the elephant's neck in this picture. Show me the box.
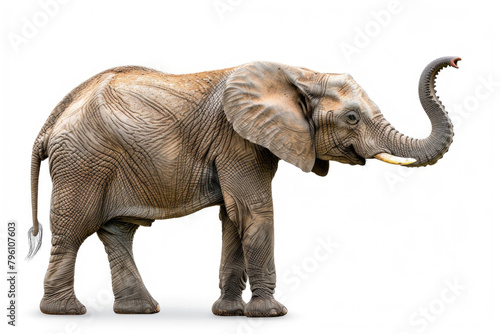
[180,72,235,163]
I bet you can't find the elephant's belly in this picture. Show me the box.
[157,191,224,219]
[153,178,224,220]
[105,160,224,221]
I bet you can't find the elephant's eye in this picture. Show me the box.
[345,111,359,125]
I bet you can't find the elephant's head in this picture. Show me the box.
[223,57,460,176]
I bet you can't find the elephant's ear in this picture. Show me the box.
[223,62,317,172]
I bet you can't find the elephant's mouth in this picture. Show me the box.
[344,145,366,166]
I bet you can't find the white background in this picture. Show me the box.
[1,0,499,333]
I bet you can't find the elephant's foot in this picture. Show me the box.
[40,295,87,315]
[113,297,160,314]
[244,296,287,317]
[212,296,246,316]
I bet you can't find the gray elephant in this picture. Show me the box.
[27,57,460,317]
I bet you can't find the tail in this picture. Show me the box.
[26,138,46,261]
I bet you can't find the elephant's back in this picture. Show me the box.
[44,65,231,179]
[44,65,231,140]
[46,68,181,165]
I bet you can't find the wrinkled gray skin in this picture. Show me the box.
[29,57,459,316]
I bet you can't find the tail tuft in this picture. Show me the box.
[25,223,43,261]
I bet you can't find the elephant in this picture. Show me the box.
[27,56,460,317]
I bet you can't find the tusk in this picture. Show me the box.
[374,153,417,166]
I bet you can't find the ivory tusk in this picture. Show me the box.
[374,153,417,166]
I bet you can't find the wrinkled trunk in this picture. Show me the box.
[376,56,460,167]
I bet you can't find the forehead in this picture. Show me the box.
[324,74,363,97]
[322,73,378,110]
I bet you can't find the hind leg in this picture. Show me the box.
[212,206,247,316]
[40,211,98,315]
[97,219,159,314]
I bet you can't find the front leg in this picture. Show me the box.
[240,210,287,317]
[216,143,285,317]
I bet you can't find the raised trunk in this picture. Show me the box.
[376,56,460,167]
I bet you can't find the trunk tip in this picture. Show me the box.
[450,57,461,69]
